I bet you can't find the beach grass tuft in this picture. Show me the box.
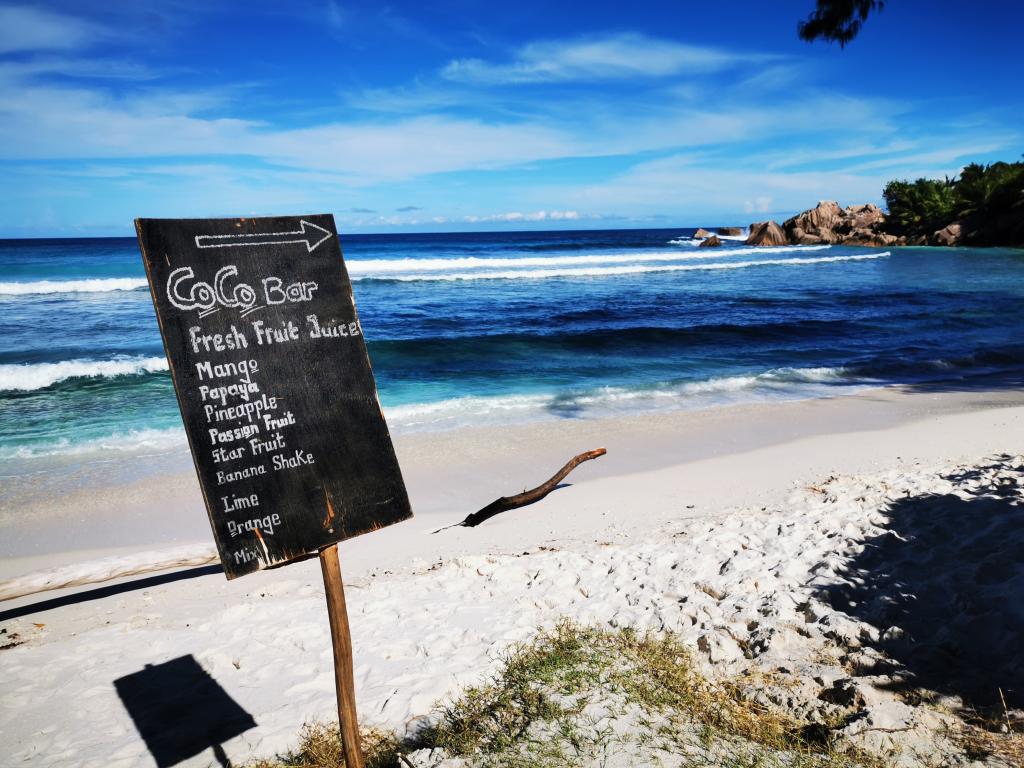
[250,620,892,767]
[955,689,1024,767]
[247,722,401,768]
[417,620,879,767]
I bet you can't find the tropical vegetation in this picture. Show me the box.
[882,159,1024,245]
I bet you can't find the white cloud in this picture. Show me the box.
[837,143,1015,174]
[744,197,773,214]
[1,63,988,211]
[442,33,762,84]
[464,210,580,223]
[344,82,470,113]
[555,153,896,221]
[0,5,103,53]
[2,60,1003,210]
[0,73,576,180]
[0,31,915,190]
[0,56,159,80]
[326,0,346,30]
[0,79,257,159]
[754,140,919,171]
[2,23,1017,232]
[265,117,575,180]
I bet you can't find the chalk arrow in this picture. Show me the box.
[194,219,333,253]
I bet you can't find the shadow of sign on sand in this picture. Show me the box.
[114,655,256,767]
[815,455,1024,711]
[0,566,224,623]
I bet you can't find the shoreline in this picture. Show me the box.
[1,381,1022,766]
[3,379,1023,583]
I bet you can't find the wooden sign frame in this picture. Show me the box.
[136,214,411,579]
[136,214,414,767]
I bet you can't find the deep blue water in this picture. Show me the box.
[1,229,1023,461]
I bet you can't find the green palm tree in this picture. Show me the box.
[883,177,957,237]
[956,162,1024,220]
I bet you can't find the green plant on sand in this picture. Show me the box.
[249,621,893,768]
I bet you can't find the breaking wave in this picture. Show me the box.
[0,278,149,295]
[383,366,865,431]
[0,427,186,460]
[355,252,888,283]
[345,245,831,275]
[0,357,168,392]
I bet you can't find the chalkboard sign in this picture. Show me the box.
[136,215,412,579]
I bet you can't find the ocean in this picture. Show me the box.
[2,228,1023,470]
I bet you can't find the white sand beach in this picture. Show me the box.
[4,2,1024,767]
[2,384,1023,767]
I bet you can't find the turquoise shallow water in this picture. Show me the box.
[1,229,1023,462]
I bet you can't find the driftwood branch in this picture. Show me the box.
[438,448,607,531]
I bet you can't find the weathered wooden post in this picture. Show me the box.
[320,544,363,767]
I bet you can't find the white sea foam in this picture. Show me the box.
[383,394,546,430]
[0,427,186,460]
[0,278,149,295]
[570,367,857,404]
[382,366,865,432]
[668,234,748,244]
[0,248,836,290]
[363,252,889,283]
[3,365,867,457]
[0,357,169,392]
[345,245,832,275]
[763,366,848,382]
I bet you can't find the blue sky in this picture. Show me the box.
[1,1,1021,237]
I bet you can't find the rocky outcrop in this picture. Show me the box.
[932,222,962,246]
[699,235,722,248]
[845,229,899,246]
[781,201,896,247]
[716,227,742,236]
[693,228,714,239]
[745,220,788,246]
[845,203,886,230]
[743,201,907,248]
[796,199,843,232]
[734,199,1005,248]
